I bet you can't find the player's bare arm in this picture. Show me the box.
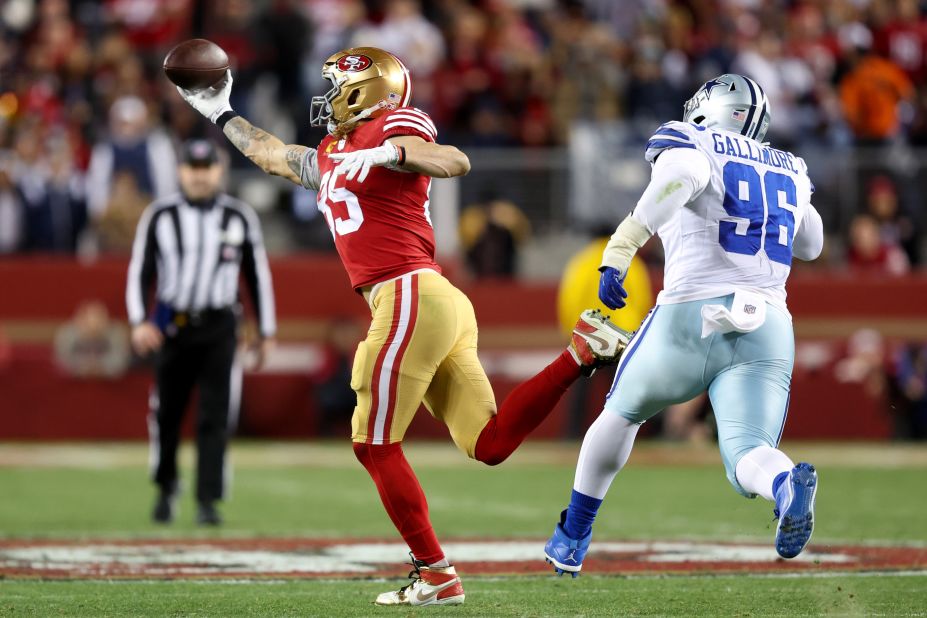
[387,136,470,178]
[174,70,312,187]
[221,116,308,185]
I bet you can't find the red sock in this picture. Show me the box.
[475,349,581,465]
[352,442,445,565]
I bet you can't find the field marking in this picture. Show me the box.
[1,539,924,580]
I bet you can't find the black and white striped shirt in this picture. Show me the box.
[126,192,276,338]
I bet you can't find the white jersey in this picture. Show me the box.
[643,121,816,311]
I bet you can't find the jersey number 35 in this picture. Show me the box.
[317,170,364,236]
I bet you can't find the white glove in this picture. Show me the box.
[330,143,401,183]
[176,69,234,124]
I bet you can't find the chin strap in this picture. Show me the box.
[328,100,393,136]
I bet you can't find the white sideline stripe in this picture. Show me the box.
[383,120,436,139]
[371,275,413,444]
[394,109,437,132]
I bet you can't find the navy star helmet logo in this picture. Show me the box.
[700,77,729,99]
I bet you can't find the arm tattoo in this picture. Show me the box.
[223,117,272,154]
[285,146,304,178]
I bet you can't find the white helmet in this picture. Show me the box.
[683,74,771,142]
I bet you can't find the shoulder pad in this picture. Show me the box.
[645,121,702,164]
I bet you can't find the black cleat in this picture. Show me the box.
[196,501,222,526]
[152,490,176,524]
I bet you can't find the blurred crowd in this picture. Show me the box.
[835,329,927,440]
[0,0,924,271]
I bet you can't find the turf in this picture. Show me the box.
[1,441,925,616]
[0,443,924,544]
[2,574,926,617]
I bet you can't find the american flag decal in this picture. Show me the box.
[732,110,746,121]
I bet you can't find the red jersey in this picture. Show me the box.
[313,107,441,290]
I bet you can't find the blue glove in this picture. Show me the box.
[598,266,628,310]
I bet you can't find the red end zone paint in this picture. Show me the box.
[0,539,924,579]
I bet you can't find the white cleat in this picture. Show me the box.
[569,309,633,376]
[375,560,465,606]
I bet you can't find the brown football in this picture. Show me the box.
[163,39,229,90]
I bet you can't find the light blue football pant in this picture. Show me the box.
[605,294,794,497]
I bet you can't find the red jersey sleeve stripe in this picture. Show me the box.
[398,108,437,132]
[383,119,437,139]
[390,111,436,130]
[390,118,437,138]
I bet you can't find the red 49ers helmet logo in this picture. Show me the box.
[336,54,372,72]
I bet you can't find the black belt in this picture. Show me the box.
[171,307,233,328]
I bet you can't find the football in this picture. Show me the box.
[163,39,229,90]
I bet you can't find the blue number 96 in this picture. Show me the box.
[720,161,796,266]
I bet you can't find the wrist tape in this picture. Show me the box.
[600,214,653,273]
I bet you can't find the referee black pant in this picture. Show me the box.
[149,309,239,502]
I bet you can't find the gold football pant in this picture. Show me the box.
[350,271,496,457]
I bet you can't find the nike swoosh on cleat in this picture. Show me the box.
[413,579,459,604]
[573,330,610,353]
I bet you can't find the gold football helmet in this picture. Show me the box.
[309,47,411,134]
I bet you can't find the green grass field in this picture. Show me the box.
[5,574,927,617]
[1,441,926,616]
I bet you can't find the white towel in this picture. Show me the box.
[700,290,767,338]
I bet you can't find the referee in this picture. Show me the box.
[126,139,276,525]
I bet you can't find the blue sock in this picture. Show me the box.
[772,470,790,504]
[563,489,602,540]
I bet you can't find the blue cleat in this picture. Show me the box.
[544,510,591,577]
[774,462,818,559]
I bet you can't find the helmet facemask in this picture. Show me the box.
[682,90,710,126]
[310,71,344,130]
